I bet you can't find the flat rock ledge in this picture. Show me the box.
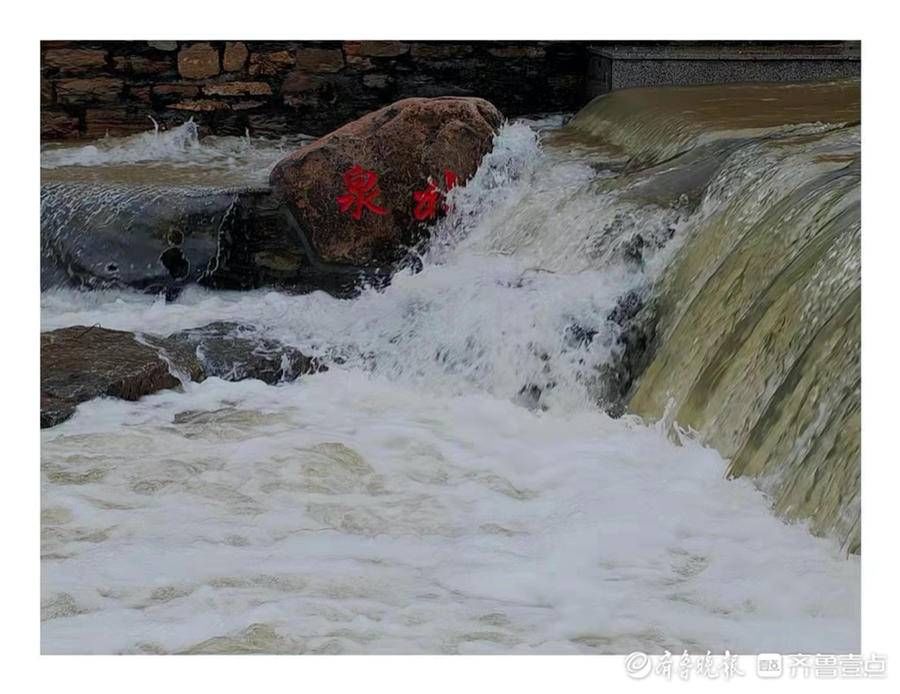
[41,323,322,428]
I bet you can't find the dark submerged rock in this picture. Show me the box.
[166,321,325,384]
[591,290,659,417]
[40,183,231,293]
[514,383,548,411]
[40,182,393,299]
[198,190,392,297]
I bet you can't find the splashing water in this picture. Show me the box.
[41,91,860,654]
[42,119,205,168]
[41,120,307,187]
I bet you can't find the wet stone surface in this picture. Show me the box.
[41,323,323,427]
[165,321,325,384]
[40,326,205,428]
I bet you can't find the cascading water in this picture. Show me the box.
[627,125,861,552]
[562,81,861,553]
[40,83,860,654]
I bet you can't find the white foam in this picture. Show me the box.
[40,121,859,654]
[41,120,302,187]
[41,370,858,654]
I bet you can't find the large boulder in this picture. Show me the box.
[40,98,503,297]
[41,326,205,428]
[269,97,503,266]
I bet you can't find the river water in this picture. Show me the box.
[40,88,860,654]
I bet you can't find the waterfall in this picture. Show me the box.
[40,84,861,653]
[563,81,861,552]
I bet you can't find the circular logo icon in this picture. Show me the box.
[625,651,653,679]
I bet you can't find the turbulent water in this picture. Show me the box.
[41,119,307,186]
[41,86,860,654]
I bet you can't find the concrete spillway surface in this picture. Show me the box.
[587,41,860,96]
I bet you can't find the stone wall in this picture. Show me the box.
[40,40,589,140]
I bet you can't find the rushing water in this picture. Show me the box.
[41,86,860,654]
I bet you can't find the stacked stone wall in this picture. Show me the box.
[41,40,589,140]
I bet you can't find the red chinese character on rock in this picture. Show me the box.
[444,169,459,191]
[336,164,388,220]
[413,178,441,221]
[412,170,461,221]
